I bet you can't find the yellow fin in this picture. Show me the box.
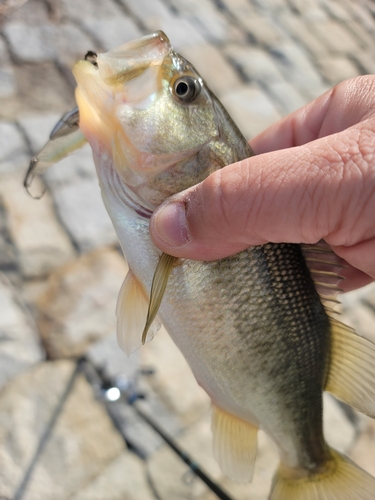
[211,405,258,483]
[142,253,177,344]
[270,448,375,500]
[325,316,375,418]
[116,269,161,356]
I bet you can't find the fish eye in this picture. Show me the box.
[172,76,200,103]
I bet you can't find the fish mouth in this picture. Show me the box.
[97,31,170,86]
[72,31,172,156]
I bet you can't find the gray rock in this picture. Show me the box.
[270,41,328,100]
[3,23,57,62]
[82,16,143,52]
[310,20,363,54]
[0,67,16,98]
[0,273,44,391]
[0,172,76,278]
[317,56,360,85]
[36,248,127,358]
[181,44,243,98]
[141,328,210,426]
[70,452,155,500]
[323,393,356,453]
[168,0,243,45]
[43,144,95,187]
[0,360,125,500]
[60,0,124,20]
[349,416,375,476]
[123,0,205,50]
[18,113,62,153]
[220,85,281,139]
[0,121,27,174]
[50,177,118,251]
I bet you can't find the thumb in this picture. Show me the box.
[150,118,375,262]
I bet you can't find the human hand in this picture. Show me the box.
[150,76,375,292]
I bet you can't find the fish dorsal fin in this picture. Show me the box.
[116,269,161,355]
[211,405,258,483]
[302,242,345,310]
[325,314,375,418]
[141,253,177,344]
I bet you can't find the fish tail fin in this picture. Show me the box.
[269,448,375,500]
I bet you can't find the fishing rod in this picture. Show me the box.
[80,357,235,500]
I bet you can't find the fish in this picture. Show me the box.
[27,32,375,500]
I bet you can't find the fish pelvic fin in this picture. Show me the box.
[325,315,375,418]
[269,448,375,500]
[116,269,161,356]
[142,253,177,344]
[211,405,258,483]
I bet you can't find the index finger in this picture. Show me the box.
[251,76,375,154]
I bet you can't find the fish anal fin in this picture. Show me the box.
[270,448,375,500]
[116,269,161,356]
[325,316,375,418]
[211,405,258,483]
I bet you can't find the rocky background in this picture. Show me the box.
[0,0,374,498]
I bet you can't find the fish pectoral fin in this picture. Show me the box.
[116,269,161,356]
[270,448,375,500]
[325,316,375,418]
[211,405,258,483]
[142,253,177,344]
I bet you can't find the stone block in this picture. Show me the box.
[323,394,356,453]
[220,85,281,139]
[225,45,285,84]
[56,23,97,67]
[239,14,286,47]
[270,41,328,100]
[0,121,27,174]
[82,16,142,52]
[3,23,57,62]
[0,360,125,500]
[121,0,205,50]
[36,248,127,358]
[60,0,124,20]
[0,273,44,391]
[14,62,75,114]
[349,417,375,476]
[310,21,362,55]
[141,328,210,425]
[181,44,242,97]
[265,80,307,115]
[50,177,118,251]
[0,172,75,277]
[70,452,155,500]
[0,199,18,282]
[278,13,329,59]
[43,144,96,186]
[0,66,16,98]
[317,56,360,85]
[351,50,375,75]
[168,0,244,44]
[18,113,62,153]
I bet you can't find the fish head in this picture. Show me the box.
[73,31,219,209]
